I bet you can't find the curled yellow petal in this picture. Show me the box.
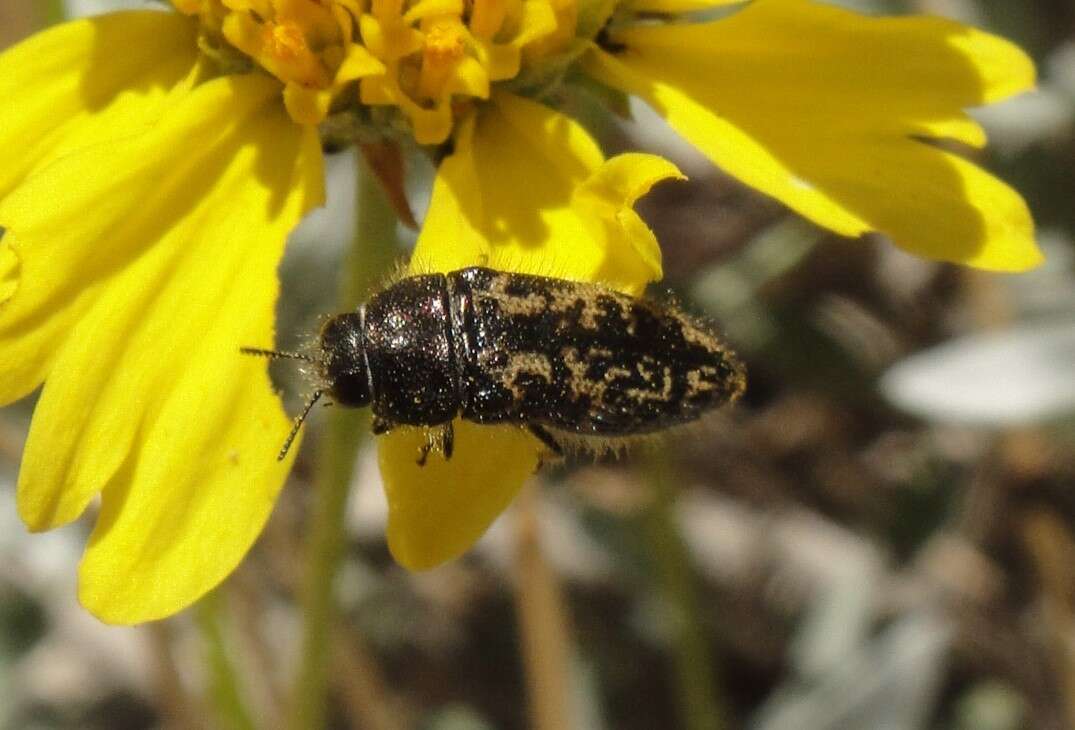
[380,92,682,571]
[583,0,1042,270]
[4,75,324,623]
[412,92,682,288]
[0,11,199,201]
[572,152,685,294]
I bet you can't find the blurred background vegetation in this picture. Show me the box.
[2,1,1075,729]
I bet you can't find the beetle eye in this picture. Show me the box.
[326,366,371,408]
[318,314,371,408]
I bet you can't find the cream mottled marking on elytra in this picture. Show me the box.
[626,366,674,403]
[635,357,658,383]
[547,287,598,329]
[686,366,719,398]
[547,286,632,331]
[483,272,548,317]
[676,311,724,352]
[561,346,608,402]
[498,352,554,399]
[604,365,633,382]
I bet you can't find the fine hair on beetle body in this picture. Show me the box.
[243,264,746,465]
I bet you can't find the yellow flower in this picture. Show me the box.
[0,0,1043,620]
[369,0,1044,570]
[0,3,673,622]
[173,0,1039,271]
[0,12,325,623]
[582,0,1041,271]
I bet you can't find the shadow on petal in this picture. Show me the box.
[584,0,1041,270]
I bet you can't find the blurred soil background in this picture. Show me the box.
[2,1,1075,729]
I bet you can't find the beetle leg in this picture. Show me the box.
[416,440,432,466]
[441,421,454,460]
[527,424,563,462]
[415,424,455,466]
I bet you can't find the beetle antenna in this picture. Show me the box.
[278,390,322,461]
[240,346,315,363]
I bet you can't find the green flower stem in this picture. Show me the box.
[643,452,728,730]
[196,592,257,730]
[288,152,400,730]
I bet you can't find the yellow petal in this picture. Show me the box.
[0,11,199,201]
[360,75,396,105]
[572,152,685,294]
[583,0,1042,271]
[379,420,538,569]
[0,237,16,307]
[403,0,464,24]
[381,92,681,571]
[283,82,334,125]
[4,74,324,623]
[0,57,241,406]
[412,92,681,289]
[621,0,745,15]
[446,56,490,99]
[359,14,425,61]
[410,101,455,145]
[336,42,387,83]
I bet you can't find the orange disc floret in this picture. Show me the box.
[173,0,575,139]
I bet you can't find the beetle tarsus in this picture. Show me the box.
[416,441,432,466]
[441,422,454,460]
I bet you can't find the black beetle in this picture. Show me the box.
[244,267,745,464]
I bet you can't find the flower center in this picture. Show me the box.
[174,0,580,144]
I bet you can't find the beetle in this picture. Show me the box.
[244,266,746,464]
